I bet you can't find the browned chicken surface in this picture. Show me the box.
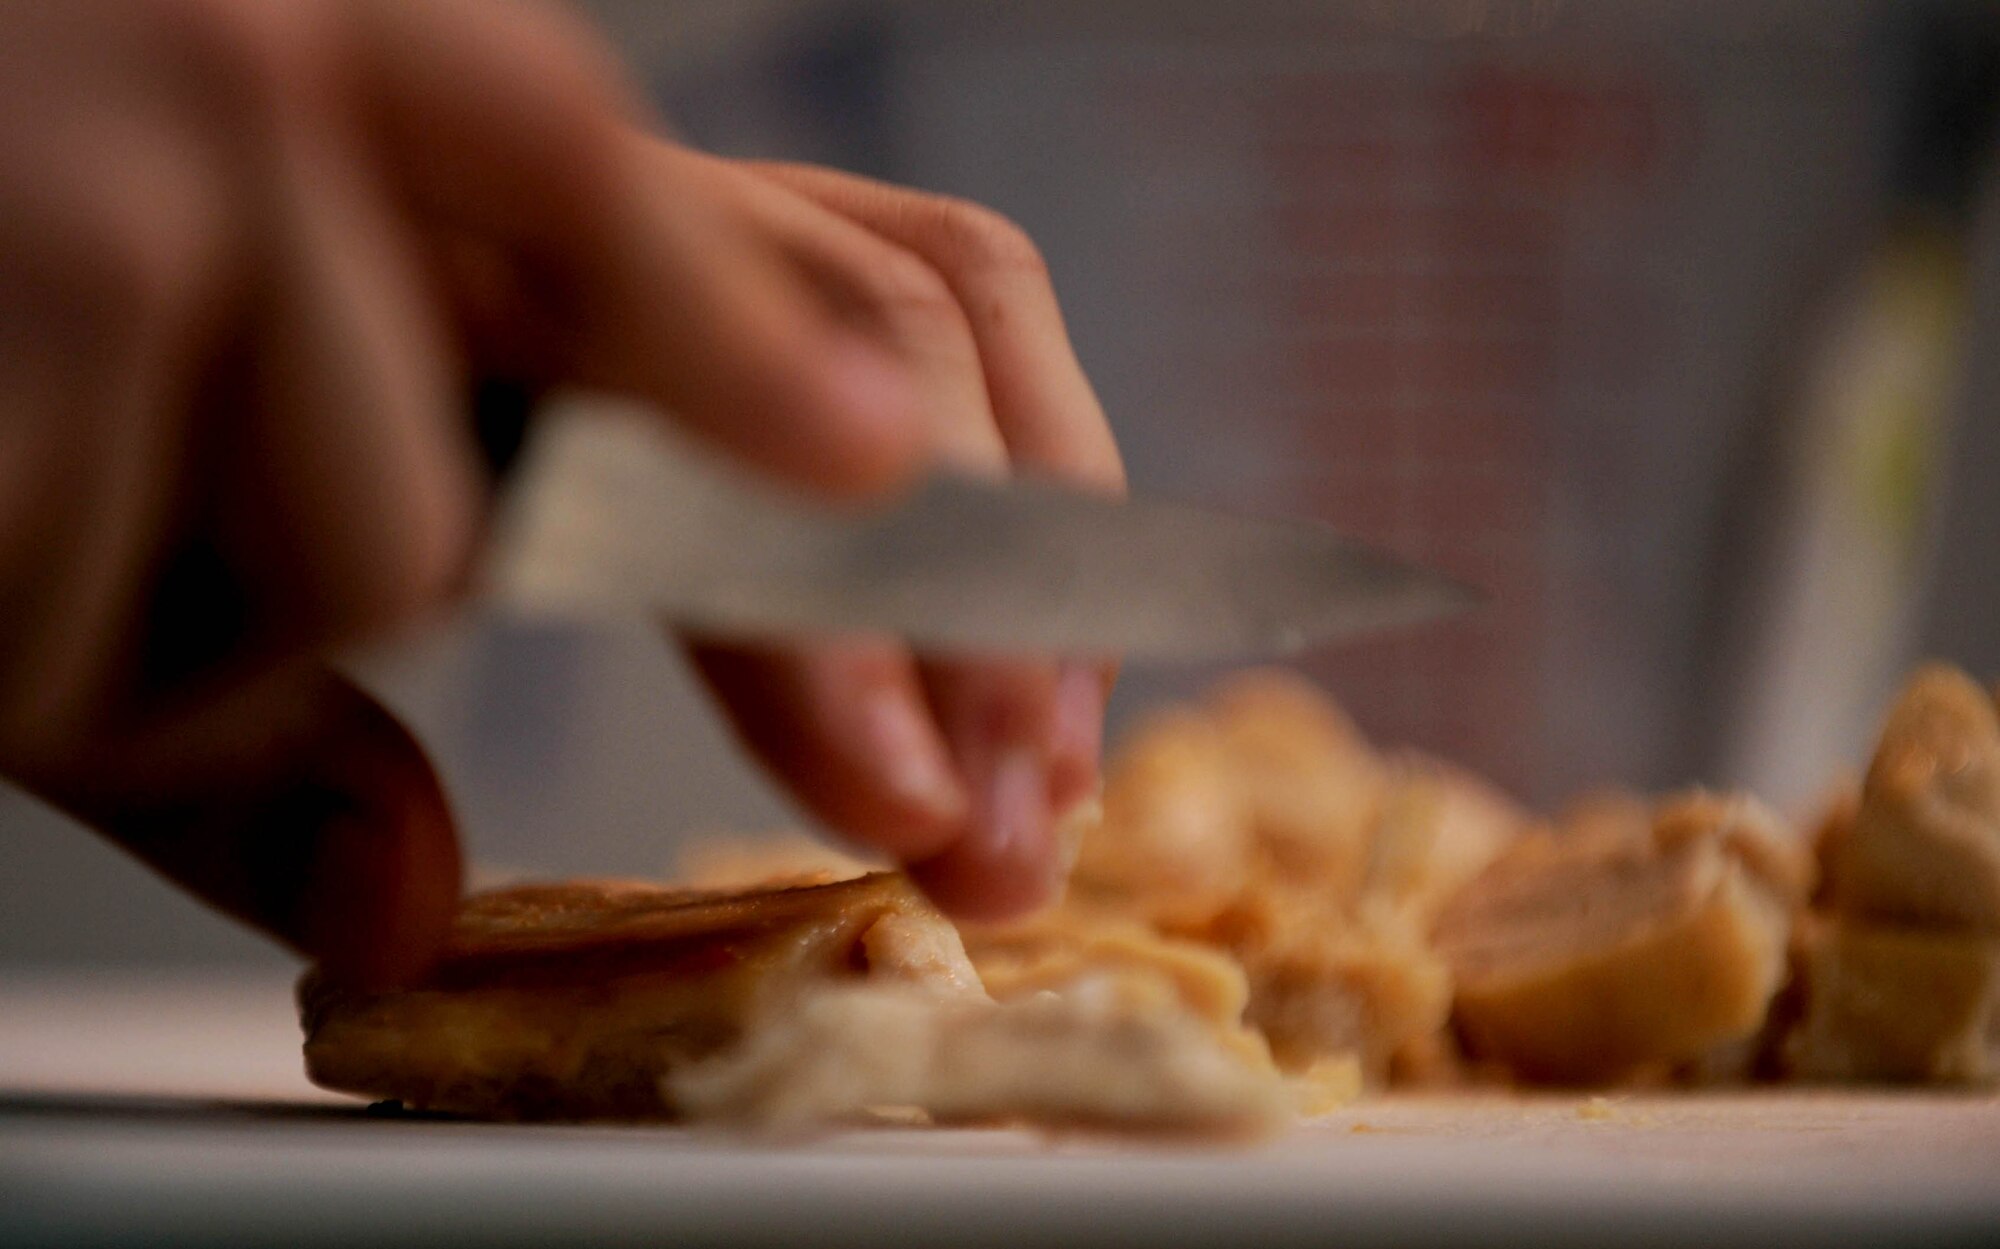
[1435,792,1805,1084]
[1790,666,2000,1082]
[300,874,981,1120]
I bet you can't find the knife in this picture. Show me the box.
[481,401,1481,661]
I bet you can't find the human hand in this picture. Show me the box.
[0,0,1120,987]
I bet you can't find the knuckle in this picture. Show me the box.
[923,196,1049,283]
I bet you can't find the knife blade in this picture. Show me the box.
[481,403,1481,661]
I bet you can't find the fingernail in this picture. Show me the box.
[975,746,1048,864]
[1050,795,1100,886]
[906,743,1058,921]
[861,688,968,824]
[1051,663,1103,802]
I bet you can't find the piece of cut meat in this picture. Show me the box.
[299,874,981,1120]
[1823,664,2000,932]
[667,977,1290,1137]
[1434,791,1803,1084]
[1788,915,2000,1082]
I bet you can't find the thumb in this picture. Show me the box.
[23,665,460,990]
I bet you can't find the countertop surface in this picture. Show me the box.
[3,972,1997,1247]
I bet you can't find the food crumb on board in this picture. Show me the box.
[1578,1096,1619,1122]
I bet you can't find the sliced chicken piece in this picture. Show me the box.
[1806,777,1862,908]
[1435,792,1804,1084]
[1824,664,2000,932]
[1186,892,1453,1080]
[1788,915,2000,1082]
[1783,665,2000,1084]
[962,910,1275,1070]
[299,874,981,1120]
[965,908,1390,1117]
[1068,670,1523,1086]
[1367,752,1529,931]
[671,831,873,891]
[1074,671,1385,921]
[1555,789,1655,842]
[1071,707,1253,925]
[1204,669,1386,899]
[667,977,1291,1138]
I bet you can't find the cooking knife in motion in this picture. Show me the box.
[482,402,1481,661]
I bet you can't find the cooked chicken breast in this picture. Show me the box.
[1788,916,2000,1082]
[1822,664,2000,932]
[299,873,980,1120]
[1435,792,1805,1084]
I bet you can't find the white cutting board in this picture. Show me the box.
[3,973,1997,1247]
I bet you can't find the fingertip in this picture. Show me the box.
[807,780,969,871]
[909,838,1060,923]
[289,701,462,991]
[908,745,1059,923]
[1049,661,1107,813]
[295,798,461,992]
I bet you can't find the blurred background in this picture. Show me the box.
[4,0,1998,968]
